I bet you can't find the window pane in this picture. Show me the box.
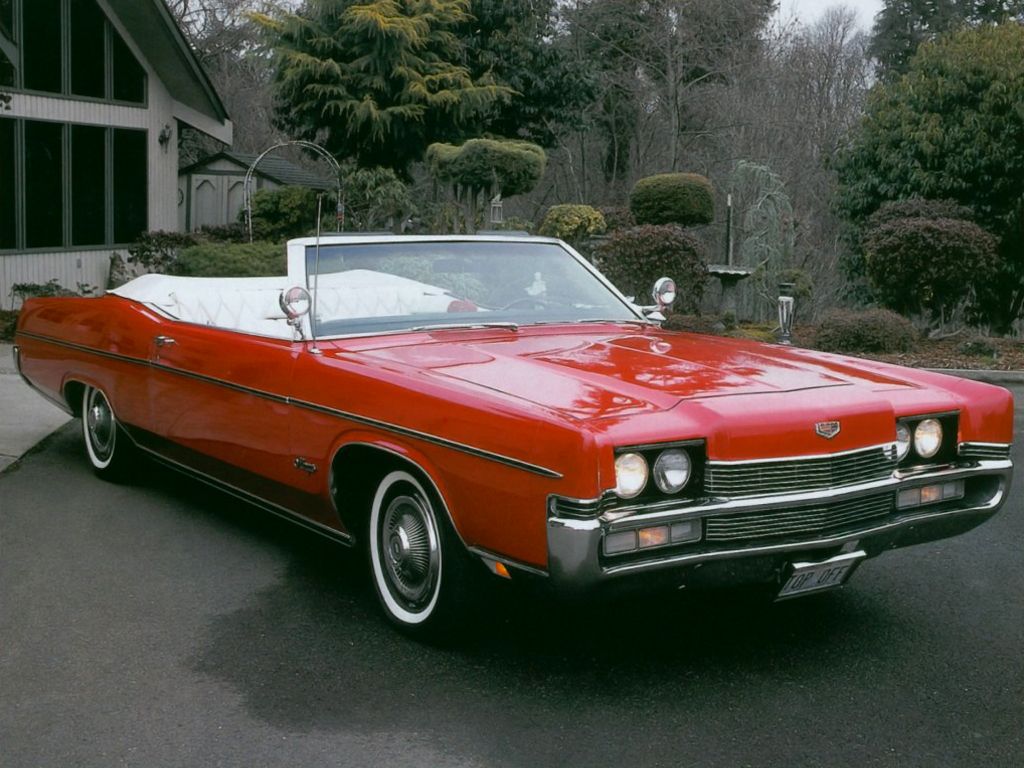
[113,128,146,243]
[72,125,106,246]
[0,117,15,249]
[111,32,146,104]
[23,0,63,93]
[0,47,13,88]
[70,0,106,99]
[0,0,13,41]
[25,120,64,248]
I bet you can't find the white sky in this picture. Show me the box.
[777,0,885,29]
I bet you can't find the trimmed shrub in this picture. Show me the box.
[662,314,723,334]
[815,308,918,354]
[246,186,321,242]
[426,138,546,198]
[630,173,715,227]
[171,242,286,277]
[598,206,635,232]
[538,204,606,243]
[863,217,999,322]
[866,199,975,231]
[596,225,708,312]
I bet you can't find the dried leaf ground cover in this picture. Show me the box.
[793,327,1024,371]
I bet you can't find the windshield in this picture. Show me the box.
[304,240,640,336]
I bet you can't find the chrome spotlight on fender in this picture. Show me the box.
[279,286,312,340]
[641,277,677,322]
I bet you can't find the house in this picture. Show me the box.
[0,0,232,305]
[178,151,334,233]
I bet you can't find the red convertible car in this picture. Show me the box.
[13,234,1014,633]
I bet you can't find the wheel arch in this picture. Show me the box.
[329,437,467,550]
[62,379,88,417]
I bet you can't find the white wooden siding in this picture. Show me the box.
[1,0,189,305]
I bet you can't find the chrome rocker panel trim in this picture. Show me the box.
[546,459,1012,591]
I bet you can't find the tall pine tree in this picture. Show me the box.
[261,0,511,175]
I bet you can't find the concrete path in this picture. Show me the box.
[0,343,72,472]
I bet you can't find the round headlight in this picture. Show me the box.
[913,418,943,459]
[614,452,649,498]
[653,449,691,494]
[895,422,911,461]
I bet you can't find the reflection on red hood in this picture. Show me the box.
[349,324,918,422]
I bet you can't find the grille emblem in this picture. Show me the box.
[815,421,841,439]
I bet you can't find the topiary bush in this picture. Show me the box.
[630,173,715,227]
[427,138,546,232]
[863,217,999,322]
[814,308,918,354]
[598,206,635,232]
[596,225,708,312]
[171,242,286,277]
[538,205,606,243]
[865,199,975,231]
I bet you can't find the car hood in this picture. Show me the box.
[347,325,917,421]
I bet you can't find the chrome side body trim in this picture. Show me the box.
[16,331,560,478]
[294,399,562,479]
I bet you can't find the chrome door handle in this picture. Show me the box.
[154,335,176,347]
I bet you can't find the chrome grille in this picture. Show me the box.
[704,493,895,543]
[959,443,1011,462]
[705,445,896,498]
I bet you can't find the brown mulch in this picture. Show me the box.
[860,337,1024,371]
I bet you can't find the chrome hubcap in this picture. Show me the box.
[380,494,438,608]
[86,391,114,460]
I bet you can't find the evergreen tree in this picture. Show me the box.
[261,0,511,175]
[868,0,959,76]
[459,1,593,146]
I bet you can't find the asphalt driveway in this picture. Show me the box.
[1,390,1022,768]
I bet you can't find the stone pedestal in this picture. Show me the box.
[707,264,754,322]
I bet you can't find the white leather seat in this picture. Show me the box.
[110,274,294,338]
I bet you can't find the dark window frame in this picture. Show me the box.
[4,0,147,107]
[0,116,149,253]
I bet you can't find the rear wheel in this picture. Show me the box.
[367,470,475,634]
[81,386,136,481]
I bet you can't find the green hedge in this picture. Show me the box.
[630,173,715,227]
[814,308,918,354]
[596,225,708,312]
[863,217,999,321]
[172,242,286,277]
[538,204,606,242]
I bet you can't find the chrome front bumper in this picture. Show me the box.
[546,459,1012,594]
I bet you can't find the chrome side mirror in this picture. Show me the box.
[652,277,676,313]
[279,286,312,339]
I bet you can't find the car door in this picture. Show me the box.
[144,322,305,512]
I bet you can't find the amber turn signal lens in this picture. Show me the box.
[638,526,670,549]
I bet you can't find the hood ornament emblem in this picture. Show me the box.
[815,421,841,439]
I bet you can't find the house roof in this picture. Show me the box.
[179,151,336,191]
[106,0,229,124]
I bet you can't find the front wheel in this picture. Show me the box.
[81,385,136,481]
[368,470,474,634]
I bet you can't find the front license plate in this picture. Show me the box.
[776,550,866,600]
